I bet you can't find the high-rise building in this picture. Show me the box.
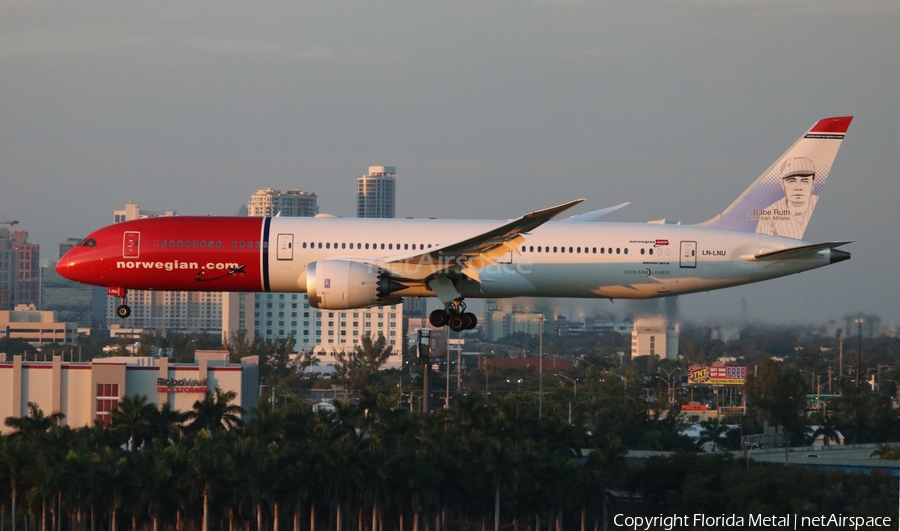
[107,203,223,334]
[248,189,318,217]
[0,229,16,310]
[0,228,40,310]
[357,166,396,218]
[12,231,40,308]
[631,316,679,359]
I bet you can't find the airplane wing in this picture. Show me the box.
[740,241,853,261]
[561,202,630,222]
[378,199,584,282]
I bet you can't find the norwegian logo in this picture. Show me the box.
[654,239,669,247]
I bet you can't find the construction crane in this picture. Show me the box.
[0,217,19,228]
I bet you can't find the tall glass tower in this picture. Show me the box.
[356,166,396,218]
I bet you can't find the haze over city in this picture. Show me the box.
[1,1,898,326]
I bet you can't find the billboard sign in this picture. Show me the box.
[688,365,747,386]
[157,377,209,393]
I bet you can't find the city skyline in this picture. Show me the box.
[1,1,898,326]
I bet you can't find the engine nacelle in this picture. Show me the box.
[306,260,404,309]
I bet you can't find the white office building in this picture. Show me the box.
[631,316,679,359]
[357,166,396,219]
[248,189,318,218]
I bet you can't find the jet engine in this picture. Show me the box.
[306,260,404,309]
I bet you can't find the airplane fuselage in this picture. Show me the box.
[56,116,854,327]
[58,215,848,305]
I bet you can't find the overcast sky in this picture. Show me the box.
[1,0,897,328]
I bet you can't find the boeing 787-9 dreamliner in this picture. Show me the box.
[58,116,853,331]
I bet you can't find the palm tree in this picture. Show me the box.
[4,403,65,440]
[110,395,158,452]
[317,435,363,531]
[152,402,187,445]
[4,403,70,531]
[244,404,287,444]
[0,435,30,531]
[810,414,842,447]
[26,424,74,531]
[478,437,519,531]
[697,419,730,452]
[131,442,178,531]
[184,388,245,435]
[176,431,234,531]
[585,436,629,530]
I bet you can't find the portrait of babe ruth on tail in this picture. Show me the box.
[755,157,818,239]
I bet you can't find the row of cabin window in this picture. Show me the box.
[158,240,262,249]
[519,245,629,255]
[299,242,630,255]
[302,242,434,251]
[518,246,668,256]
[157,239,662,256]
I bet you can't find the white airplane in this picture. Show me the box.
[58,116,853,331]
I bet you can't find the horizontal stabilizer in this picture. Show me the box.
[740,241,852,261]
[562,202,630,222]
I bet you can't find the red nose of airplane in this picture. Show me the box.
[55,256,69,279]
[56,249,78,281]
[57,246,93,283]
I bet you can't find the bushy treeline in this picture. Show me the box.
[625,452,897,523]
[2,386,896,531]
[0,389,628,531]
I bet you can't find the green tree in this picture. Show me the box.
[110,394,159,452]
[697,418,731,452]
[168,333,194,363]
[185,389,245,435]
[744,358,808,441]
[831,386,900,443]
[333,333,393,391]
[0,435,30,531]
[176,431,233,531]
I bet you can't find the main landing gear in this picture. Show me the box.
[429,299,477,332]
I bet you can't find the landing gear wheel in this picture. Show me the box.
[116,305,132,319]
[462,312,478,330]
[448,314,466,332]
[429,309,449,328]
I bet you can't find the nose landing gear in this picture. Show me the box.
[429,299,477,332]
[109,287,131,318]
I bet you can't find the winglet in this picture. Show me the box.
[562,202,630,222]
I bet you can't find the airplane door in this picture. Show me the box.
[680,241,697,268]
[276,234,293,261]
[123,231,140,259]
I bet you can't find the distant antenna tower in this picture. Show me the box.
[741,297,749,323]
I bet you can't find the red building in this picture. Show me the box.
[13,231,40,308]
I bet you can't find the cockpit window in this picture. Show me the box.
[82,238,97,247]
